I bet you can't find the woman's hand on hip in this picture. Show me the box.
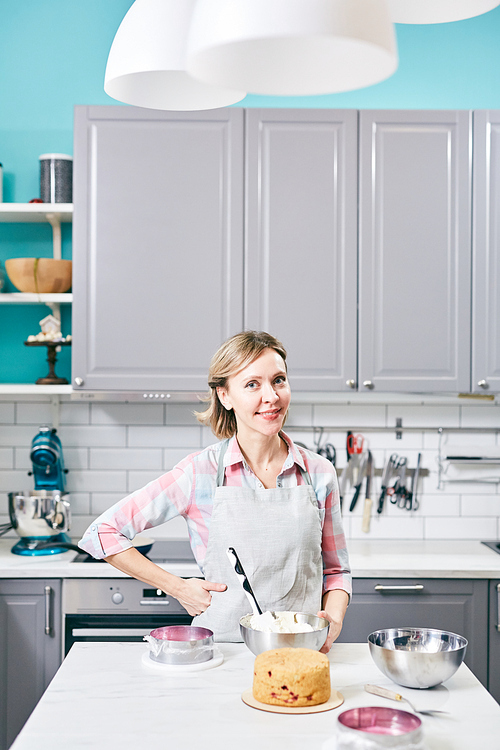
[176,578,227,616]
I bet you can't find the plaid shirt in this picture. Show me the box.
[79,432,352,598]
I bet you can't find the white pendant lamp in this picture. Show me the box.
[387,0,500,24]
[186,0,399,97]
[104,0,245,111]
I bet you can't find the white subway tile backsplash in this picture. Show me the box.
[461,406,500,428]
[91,493,127,515]
[127,470,165,493]
[68,492,91,515]
[286,404,313,427]
[201,426,220,448]
[15,402,52,424]
[349,514,424,540]
[0,470,34,491]
[145,516,189,540]
[0,425,41,447]
[91,403,164,425]
[425,517,496,539]
[70,516,94,541]
[1,398,499,542]
[0,403,15,424]
[90,448,162,471]
[387,405,460,428]
[416,494,460,517]
[66,470,127,493]
[0,448,13,469]
[166,403,200,426]
[365,431,424,451]
[163,449,195,470]
[129,425,201,448]
[58,425,127,448]
[313,404,386,428]
[461,495,500,517]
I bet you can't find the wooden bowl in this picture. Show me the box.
[5,258,72,293]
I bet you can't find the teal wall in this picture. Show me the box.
[1,0,500,382]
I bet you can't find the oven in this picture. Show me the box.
[63,541,195,655]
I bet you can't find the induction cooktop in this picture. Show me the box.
[71,540,196,564]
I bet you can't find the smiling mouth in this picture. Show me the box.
[256,408,281,417]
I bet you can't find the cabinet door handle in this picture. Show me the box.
[374,584,424,592]
[363,380,374,389]
[497,583,500,632]
[44,585,52,635]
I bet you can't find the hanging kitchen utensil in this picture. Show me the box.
[226,547,263,616]
[408,453,421,511]
[364,684,449,716]
[377,453,398,514]
[349,451,370,512]
[361,451,373,533]
[347,432,365,456]
[313,427,336,466]
[389,457,411,509]
[339,452,361,511]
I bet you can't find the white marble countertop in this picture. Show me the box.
[10,641,500,750]
[2,539,500,579]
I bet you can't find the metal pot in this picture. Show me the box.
[8,490,71,538]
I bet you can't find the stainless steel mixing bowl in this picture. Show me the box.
[368,627,467,689]
[240,612,329,656]
[8,491,71,537]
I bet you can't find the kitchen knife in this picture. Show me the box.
[349,452,369,512]
[361,451,373,533]
[339,452,359,510]
[409,452,421,511]
[377,453,397,514]
[226,547,262,616]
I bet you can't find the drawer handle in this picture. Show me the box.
[139,599,171,606]
[374,584,424,592]
[44,585,52,635]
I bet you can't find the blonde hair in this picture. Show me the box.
[194,331,288,439]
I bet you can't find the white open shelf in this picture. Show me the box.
[0,384,73,395]
[0,203,73,222]
[0,293,72,304]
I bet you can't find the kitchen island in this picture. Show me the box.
[10,641,500,750]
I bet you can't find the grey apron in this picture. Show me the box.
[192,438,323,642]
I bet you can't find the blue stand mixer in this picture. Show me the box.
[9,426,71,555]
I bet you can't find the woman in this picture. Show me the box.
[79,331,351,650]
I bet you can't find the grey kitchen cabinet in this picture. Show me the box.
[244,109,358,392]
[488,581,500,703]
[337,578,488,688]
[358,110,472,393]
[0,579,62,750]
[472,110,500,394]
[72,106,244,392]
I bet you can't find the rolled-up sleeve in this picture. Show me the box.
[78,460,193,559]
[321,468,352,600]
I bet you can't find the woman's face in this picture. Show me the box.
[217,348,291,440]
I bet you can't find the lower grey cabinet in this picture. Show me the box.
[337,578,488,688]
[0,580,62,750]
[488,581,500,704]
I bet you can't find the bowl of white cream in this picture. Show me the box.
[240,611,329,655]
